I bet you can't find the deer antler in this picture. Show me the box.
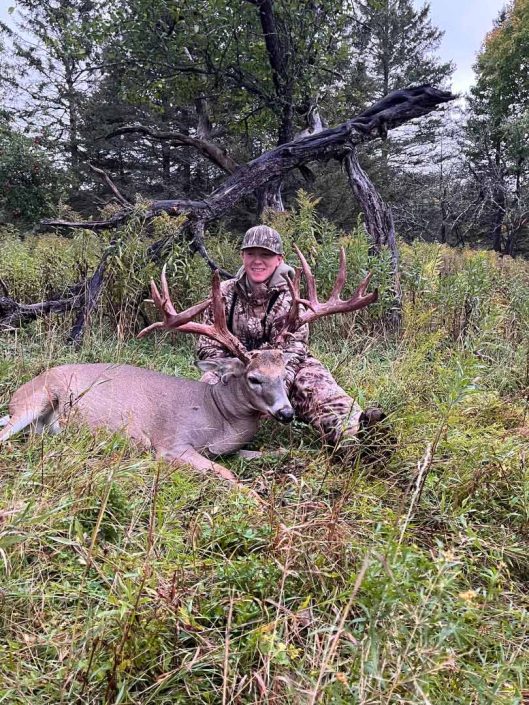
[138,265,251,362]
[276,244,378,343]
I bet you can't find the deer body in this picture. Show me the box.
[0,357,292,484]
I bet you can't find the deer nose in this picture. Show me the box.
[274,406,294,424]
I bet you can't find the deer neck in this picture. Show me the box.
[208,376,260,423]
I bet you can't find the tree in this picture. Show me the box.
[0,125,66,224]
[77,0,362,214]
[4,0,107,171]
[465,0,529,254]
[350,0,453,205]
[353,0,451,98]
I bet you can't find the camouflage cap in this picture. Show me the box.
[241,225,284,255]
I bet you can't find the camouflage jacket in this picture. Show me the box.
[196,262,309,385]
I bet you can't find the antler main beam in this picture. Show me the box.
[138,266,250,362]
[276,245,378,342]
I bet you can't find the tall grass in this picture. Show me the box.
[1,205,529,703]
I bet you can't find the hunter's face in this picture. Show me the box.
[241,248,283,284]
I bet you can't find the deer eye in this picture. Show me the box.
[248,376,262,385]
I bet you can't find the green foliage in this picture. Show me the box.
[3,226,529,702]
[351,0,453,96]
[0,227,101,301]
[465,0,529,253]
[0,128,66,224]
[4,0,109,172]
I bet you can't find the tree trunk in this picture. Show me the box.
[161,97,172,186]
[345,150,402,328]
[440,187,447,244]
[257,178,285,217]
[67,259,108,346]
[65,65,79,171]
[491,183,506,253]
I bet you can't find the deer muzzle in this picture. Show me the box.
[273,405,295,424]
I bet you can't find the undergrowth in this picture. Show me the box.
[1,204,529,703]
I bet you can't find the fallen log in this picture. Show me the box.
[0,292,82,330]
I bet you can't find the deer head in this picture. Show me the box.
[137,266,295,422]
[196,349,295,423]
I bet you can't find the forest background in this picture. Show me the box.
[0,0,527,256]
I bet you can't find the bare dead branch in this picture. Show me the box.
[0,293,82,330]
[88,163,132,208]
[345,150,402,326]
[105,124,239,175]
[41,86,454,234]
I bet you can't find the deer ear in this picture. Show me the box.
[196,359,220,373]
[197,358,246,383]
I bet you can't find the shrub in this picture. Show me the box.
[0,127,66,224]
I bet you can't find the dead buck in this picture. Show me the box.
[0,247,377,492]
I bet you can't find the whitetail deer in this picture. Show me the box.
[0,247,377,492]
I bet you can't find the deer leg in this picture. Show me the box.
[158,445,265,505]
[158,445,239,483]
[0,406,62,442]
[0,412,41,443]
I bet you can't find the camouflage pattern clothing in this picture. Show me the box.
[241,225,284,254]
[196,262,363,444]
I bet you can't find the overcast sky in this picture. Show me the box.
[424,0,507,93]
[0,0,508,94]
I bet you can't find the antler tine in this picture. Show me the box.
[329,247,347,301]
[210,270,228,331]
[281,266,303,333]
[292,244,317,303]
[205,270,250,362]
[357,271,373,295]
[138,264,211,339]
[159,263,175,312]
[149,264,178,318]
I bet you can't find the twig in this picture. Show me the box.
[222,594,235,705]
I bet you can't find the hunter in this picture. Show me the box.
[197,225,382,447]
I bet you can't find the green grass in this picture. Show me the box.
[2,239,529,703]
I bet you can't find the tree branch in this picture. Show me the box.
[88,163,132,208]
[345,149,402,327]
[41,86,455,233]
[66,257,109,346]
[105,124,239,175]
[0,292,82,330]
